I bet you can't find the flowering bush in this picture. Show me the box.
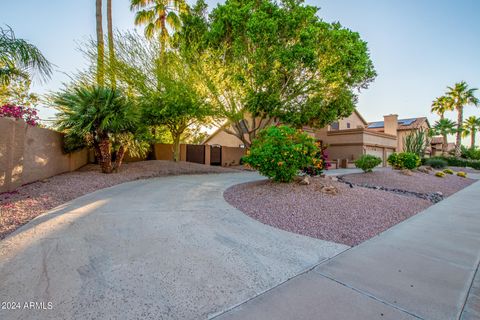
[0,104,39,126]
[303,142,329,176]
[242,125,320,182]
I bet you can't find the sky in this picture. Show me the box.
[1,0,480,142]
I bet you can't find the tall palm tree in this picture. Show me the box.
[463,116,480,149]
[446,81,479,157]
[107,0,116,88]
[432,118,457,154]
[96,0,105,86]
[130,0,187,55]
[54,86,139,173]
[431,95,452,120]
[0,26,52,85]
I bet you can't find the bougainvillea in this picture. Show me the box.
[0,104,39,126]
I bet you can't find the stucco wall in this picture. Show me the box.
[221,147,246,166]
[0,117,88,193]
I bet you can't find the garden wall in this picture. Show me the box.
[0,117,88,193]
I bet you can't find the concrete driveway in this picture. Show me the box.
[0,172,347,320]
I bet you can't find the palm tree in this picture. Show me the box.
[107,0,116,88]
[431,95,452,120]
[0,26,52,85]
[463,116,480,149]
[96,0,105,86]
[54,86,139,173]
[432,118,457,154]
[446,81,479,157]
[130,0,187,55]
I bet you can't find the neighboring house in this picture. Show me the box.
[204,112,430,167]
[430,136,455,156]
[367,116,431,153]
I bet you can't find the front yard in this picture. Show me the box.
[224,167,476,246]
[0,160,237,239]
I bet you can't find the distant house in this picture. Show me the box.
[203,112,431,168]
[430,136,455,156]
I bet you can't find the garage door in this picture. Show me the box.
[365,147,384,166]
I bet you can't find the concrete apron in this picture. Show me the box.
[216,180,480,320]
[0,172,347,320]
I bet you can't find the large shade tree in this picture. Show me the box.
[463,116,480,149]
[177,0,376,148]
[0,26,51,85]
[446,81,479,157]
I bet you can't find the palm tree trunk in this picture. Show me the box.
[455,106,463,157]
[96,0,105,87]
[107,0,116,89]
[472,129,476,149]
[113,144,126,172]
[98,138,113,173]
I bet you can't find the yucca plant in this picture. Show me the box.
[54,85,139,173]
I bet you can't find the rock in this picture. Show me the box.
[400,169,413,176]
[321,185,338,195]
[416,166,430,174]
[330,176,339,182]
[298,176,310,185]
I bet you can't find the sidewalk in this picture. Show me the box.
[215,180,480,320]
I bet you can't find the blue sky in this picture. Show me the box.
[2,0,479,139]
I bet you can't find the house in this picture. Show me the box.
[430,136,455,156]
[203,111,430,168]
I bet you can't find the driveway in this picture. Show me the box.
[0,172,347,320]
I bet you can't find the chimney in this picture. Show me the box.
[383,114,398,136]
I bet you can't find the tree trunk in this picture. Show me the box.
[455,106,463,157]
[172,133,181,162]
[98,138,113,173]
[96,0,105,87]
[471,129,476,149]
[113,144,126,172]
[107,0,116,89]
[442,134,448,155]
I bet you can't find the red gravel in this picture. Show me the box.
[0,161,237,239]
[340,168,475,196]
[224,177,432,246]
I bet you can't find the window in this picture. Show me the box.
[347,123,351,129]
[330,122,339,130]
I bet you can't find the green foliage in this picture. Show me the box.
[242,126,320,182]
[463,116,480,148]
[427,156,480,170]
[179,0,376,146]
[403,129,429,157]
[387,152,420,170]
[461,146,480,160]
[443,168,454,174]
[457,171,467,178]
[424,157,448,169]
[435,171,445,178]
[0,75,38,106]
[355,154,382,173]
[0,26,52,85]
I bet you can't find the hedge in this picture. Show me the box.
[422,156,480,170]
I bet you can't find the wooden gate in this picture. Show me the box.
[186,145,205,164]
[210,145,222,166]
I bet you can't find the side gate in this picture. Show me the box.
[210,145,222,166]
[186,145,205,164]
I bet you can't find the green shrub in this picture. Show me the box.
[435,171,445,178]
[424,157,448,169]
[355,154,382,172]
[457,171,467,178]
[461,146,480,160]
[429,156,480,170]
[443,168,454,174]
[387,152,420,169]
[242,125,320,182]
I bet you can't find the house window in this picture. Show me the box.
[330,122,339,130]
[347,122,351,129]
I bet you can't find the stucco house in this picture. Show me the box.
[204,111,431,168]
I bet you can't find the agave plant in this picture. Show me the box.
[54,85,139,173]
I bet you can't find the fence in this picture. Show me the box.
[0,118,89,193]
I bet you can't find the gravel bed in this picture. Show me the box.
[340,168,475,196]
[448,166,480,174]
[224,177,432,246]
[0,161,237,239]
